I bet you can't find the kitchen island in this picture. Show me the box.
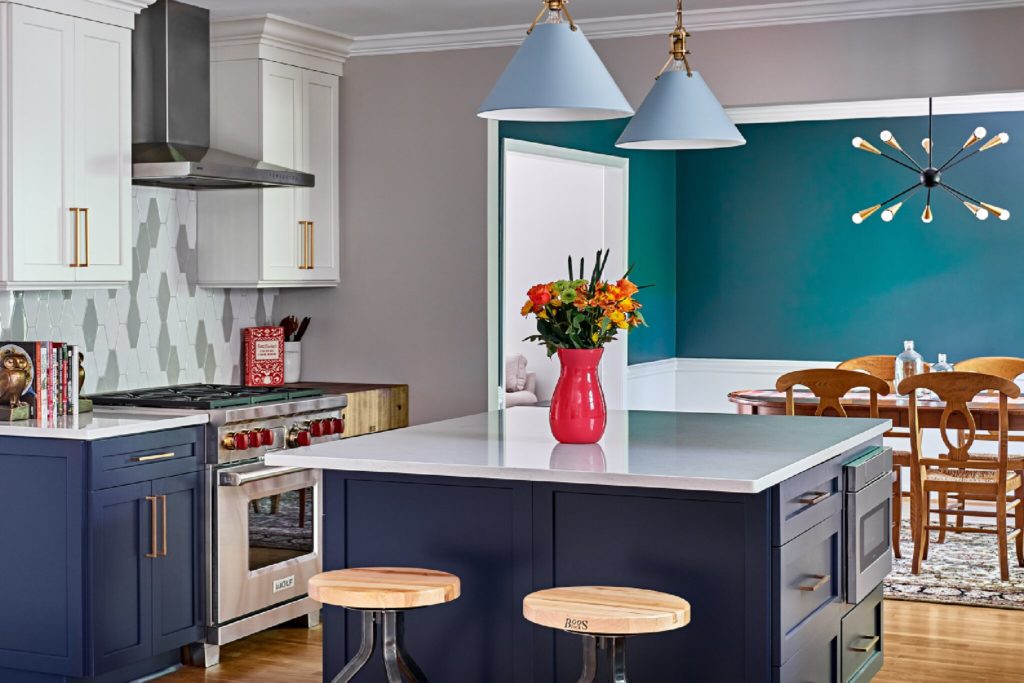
[268,408,893,682]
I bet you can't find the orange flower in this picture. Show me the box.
[527,284,552,309]
[617,279,639,297]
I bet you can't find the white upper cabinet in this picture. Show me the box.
[198,16,347,289]
[0,1,136,289]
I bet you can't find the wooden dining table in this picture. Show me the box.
[728,388,1024,431]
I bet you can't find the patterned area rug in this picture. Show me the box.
[885,520,1024,609]
[249,489,315,551]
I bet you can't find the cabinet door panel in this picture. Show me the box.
[9,5,75,283]
[90,481,153,674]
[152,472,202,653]
[260,61,305,281]
[73,18,131,283]
[300,69,339,282]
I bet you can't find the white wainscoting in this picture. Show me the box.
[627,357,836,413]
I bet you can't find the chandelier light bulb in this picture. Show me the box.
[881,202,903,222]
[978,208,990,220]
[880,130,903,151]
[922,205,933,223]
[964,202,989,220]
[852,137,881,155]
[921,137,932,154]
[981,202,1010,220]
[963,127,988,149]
[852,204,881,224]
[980,133,1010,152]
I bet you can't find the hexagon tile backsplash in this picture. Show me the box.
[0,188,278,394]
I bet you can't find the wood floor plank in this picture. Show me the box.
[163,600,1024,681]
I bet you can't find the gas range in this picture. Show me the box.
[88,383,347,666]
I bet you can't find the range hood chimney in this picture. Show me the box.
[131,0,314,190]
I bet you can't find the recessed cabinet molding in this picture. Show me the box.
[0,0,138,290]
[198,15,346,289]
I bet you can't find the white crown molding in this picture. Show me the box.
[7,0,157,28]
[727,91,1024,124]
[348,0,1024,56]
[211,14,353,76]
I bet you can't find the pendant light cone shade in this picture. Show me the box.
[477,23,633,122]
[615,71,745,150]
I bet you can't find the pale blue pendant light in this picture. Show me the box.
[478,1,633,122]
[616,1,744,150]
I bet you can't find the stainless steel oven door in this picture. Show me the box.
[215,463,321,624]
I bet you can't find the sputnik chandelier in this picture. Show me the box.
[851,98,1010,224]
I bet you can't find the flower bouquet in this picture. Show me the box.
[520,250,646,443]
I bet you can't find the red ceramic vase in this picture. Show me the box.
[549,348,607,444]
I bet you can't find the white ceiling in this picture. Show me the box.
[190,0,763,37]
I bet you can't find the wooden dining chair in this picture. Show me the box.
[836,355,931,558]
[900,372,1023,580]
[776,368,890,418]
[944,357,1024,538]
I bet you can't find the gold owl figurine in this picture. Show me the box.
[0,353,31,408]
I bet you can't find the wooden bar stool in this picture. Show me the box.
[309,567,460,683]
[523,586,690,682]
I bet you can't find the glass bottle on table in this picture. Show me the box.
[894,340,924,396]
[933,354,954,373]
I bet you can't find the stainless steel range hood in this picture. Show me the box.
[131,0,314,190]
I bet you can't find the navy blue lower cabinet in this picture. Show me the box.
[0,427,204,683]
[321,438,889,682]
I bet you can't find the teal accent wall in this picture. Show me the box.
[500,120,678,364]
[677,111,1024,363]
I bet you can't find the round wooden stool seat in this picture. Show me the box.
[523,586,690,636]
[308,567,461,610]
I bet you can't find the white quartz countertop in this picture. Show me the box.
[266,408,891,493]
[0,407,209,440]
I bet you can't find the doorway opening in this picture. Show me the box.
[496,138,629,410]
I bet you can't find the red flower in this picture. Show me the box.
[528,284,552,309]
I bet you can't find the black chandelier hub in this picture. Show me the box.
[920,167,942,188]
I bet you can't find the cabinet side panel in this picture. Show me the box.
[0,443,85,676]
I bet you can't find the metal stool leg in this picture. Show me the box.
[390,611,429,682]
[382,610,419,683]
[599,636,628,683]
[332,611,377,683]
[577,635,598,683]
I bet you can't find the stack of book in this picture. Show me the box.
[0,341,81,422]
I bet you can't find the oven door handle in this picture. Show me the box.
[218,465,310,487]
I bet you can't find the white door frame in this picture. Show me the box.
[488,132,630,410]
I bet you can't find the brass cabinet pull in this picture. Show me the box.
[797,574,830,592]
[145,495,159,558]
[798,491,829,506]
[308,221,314,269]
[69,208,80,267]
[81,207,89,267]
[160,495,168,557]
[132,451,176,463]
[849,635,880,653]
[298,221,309,269]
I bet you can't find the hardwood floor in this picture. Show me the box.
[164,600,1024,682]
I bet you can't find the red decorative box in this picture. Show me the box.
[242,327,285,386]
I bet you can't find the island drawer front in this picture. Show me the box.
[841,584,884,683]
[774,513,843,666]
[845,471,893,604]
[774,455,843,546]
[774,622,840,683]
[89,427,203,490]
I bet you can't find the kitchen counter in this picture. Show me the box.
[272,407,892,681]
[267,408,890,493]
[0,407,209,440]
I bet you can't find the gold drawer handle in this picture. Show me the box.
[797,574,830,592]
[132,452,176,463]
[160,495,168,557]
[145,495,159,558]
[850,635,880,653]
[798,491,829,506]
[81,207,89,267]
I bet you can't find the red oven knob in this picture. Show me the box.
[332,417,345,435]
[287,427,311,448]
[222,431,249,451]
[257,428,274,446]
[308,420,325,438]
[323,418,336,435]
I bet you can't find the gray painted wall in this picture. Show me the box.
[278,7,1024,425]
